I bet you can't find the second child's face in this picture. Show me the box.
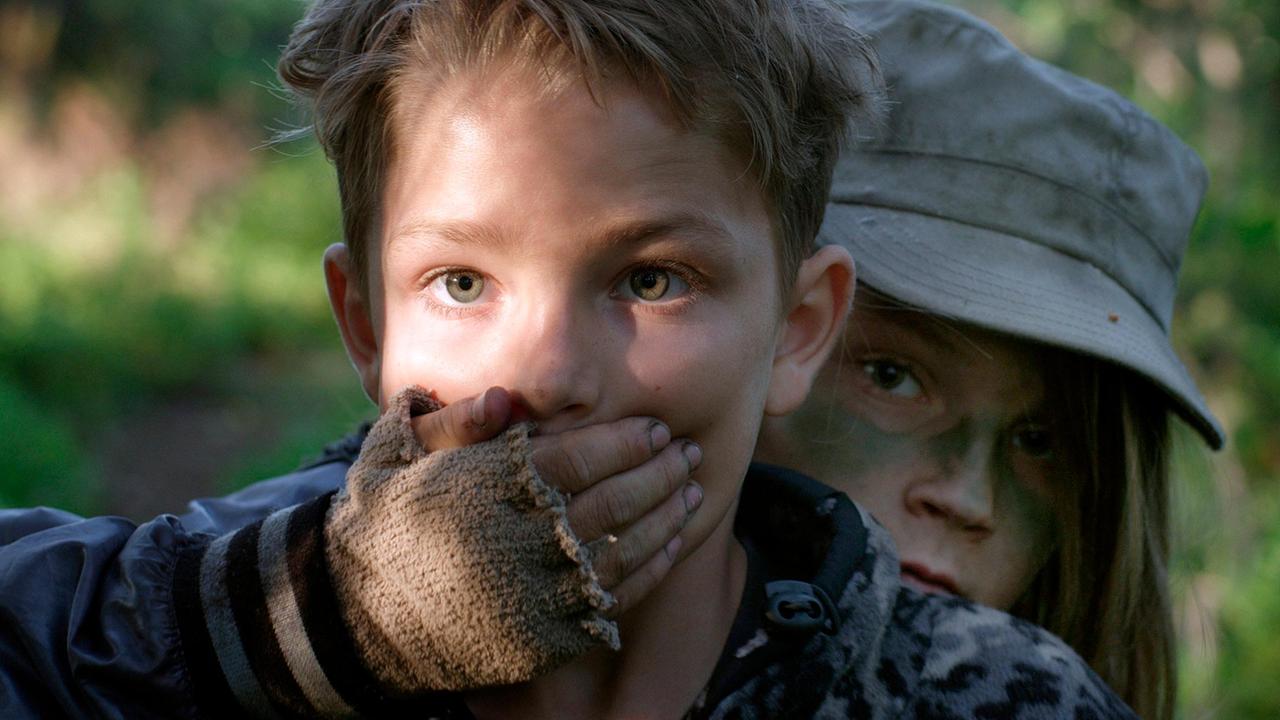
[775,293,1062,610]
[342,67,790,557]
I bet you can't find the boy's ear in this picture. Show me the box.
[324,243,382,404]
[765,244,856,417]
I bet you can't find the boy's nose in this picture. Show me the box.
[503,299,600,426]
[904,424,997,537]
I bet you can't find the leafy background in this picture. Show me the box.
[0,0,1275,715]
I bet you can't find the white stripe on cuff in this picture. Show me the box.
[259,506,357,718]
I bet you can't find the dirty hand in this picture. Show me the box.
[412,386,704,618]
[529,418,702,617]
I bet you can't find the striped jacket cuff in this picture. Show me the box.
[172,492,452,718]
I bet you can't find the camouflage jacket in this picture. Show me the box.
[688,464,1136,719]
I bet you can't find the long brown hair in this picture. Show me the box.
[1013,348,1175,720]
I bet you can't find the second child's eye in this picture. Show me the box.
[861,359,924,400]
[1012,425,1054,460]
[428,270,487,306]
[615,266,691,303]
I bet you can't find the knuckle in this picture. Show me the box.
[664,493,689,532]
[571,497,608,540]
[616,430,647,469]
[418,415,446,450]
[445,407,468,443]
[612,540,640,578]
[538,445,579,487]
[627,418,657,459]
[661,447,688,492]
[568,446,595,487]
[599,487,632,530]
[422,403,474,451]
[592,547,619,588]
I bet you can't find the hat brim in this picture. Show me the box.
[822,204,1225,449]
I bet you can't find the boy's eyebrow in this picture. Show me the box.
[595,212,738,251]
[389,220,507,253]
[389,211,740,254]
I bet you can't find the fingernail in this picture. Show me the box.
[683,482,703,514]
[648,421,671,453]
[682,441,702,471]
[664,536,683,562]
[471,391,488,427]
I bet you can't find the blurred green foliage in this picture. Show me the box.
[0,0,1276,716]
[1214,492,1280,718]
[27,0,305,127]
[2,160,326,416]
[0,150,369,513]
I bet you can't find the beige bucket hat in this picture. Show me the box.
[824,0,1224,448]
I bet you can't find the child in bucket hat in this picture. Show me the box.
[758,2,1223,718]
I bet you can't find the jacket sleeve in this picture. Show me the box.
[0,511,212,719]
[0,461,350,720]
[168,490,418,717]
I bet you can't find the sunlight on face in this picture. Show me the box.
[772,289,1062,610]
[362,66,783,557]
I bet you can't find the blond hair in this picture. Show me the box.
[276,0,880,292]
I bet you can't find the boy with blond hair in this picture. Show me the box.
[1,1,1135,717]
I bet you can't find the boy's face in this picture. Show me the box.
[328,66,835,556]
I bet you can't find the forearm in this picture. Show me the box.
[0,481,449,720]
[0,456,352,718]
[171,492,442,718]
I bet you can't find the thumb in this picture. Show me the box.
[411,386,513,451]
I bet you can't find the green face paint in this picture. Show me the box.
[769,298,1064,610]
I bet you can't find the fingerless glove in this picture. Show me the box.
[173,387,616,718]
[327,386,618,693]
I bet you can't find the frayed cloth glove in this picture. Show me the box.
[172,387,616,718]
[326,386,618,692]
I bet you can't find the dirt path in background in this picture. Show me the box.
[93,351,367,522]
[95,397,285,521]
